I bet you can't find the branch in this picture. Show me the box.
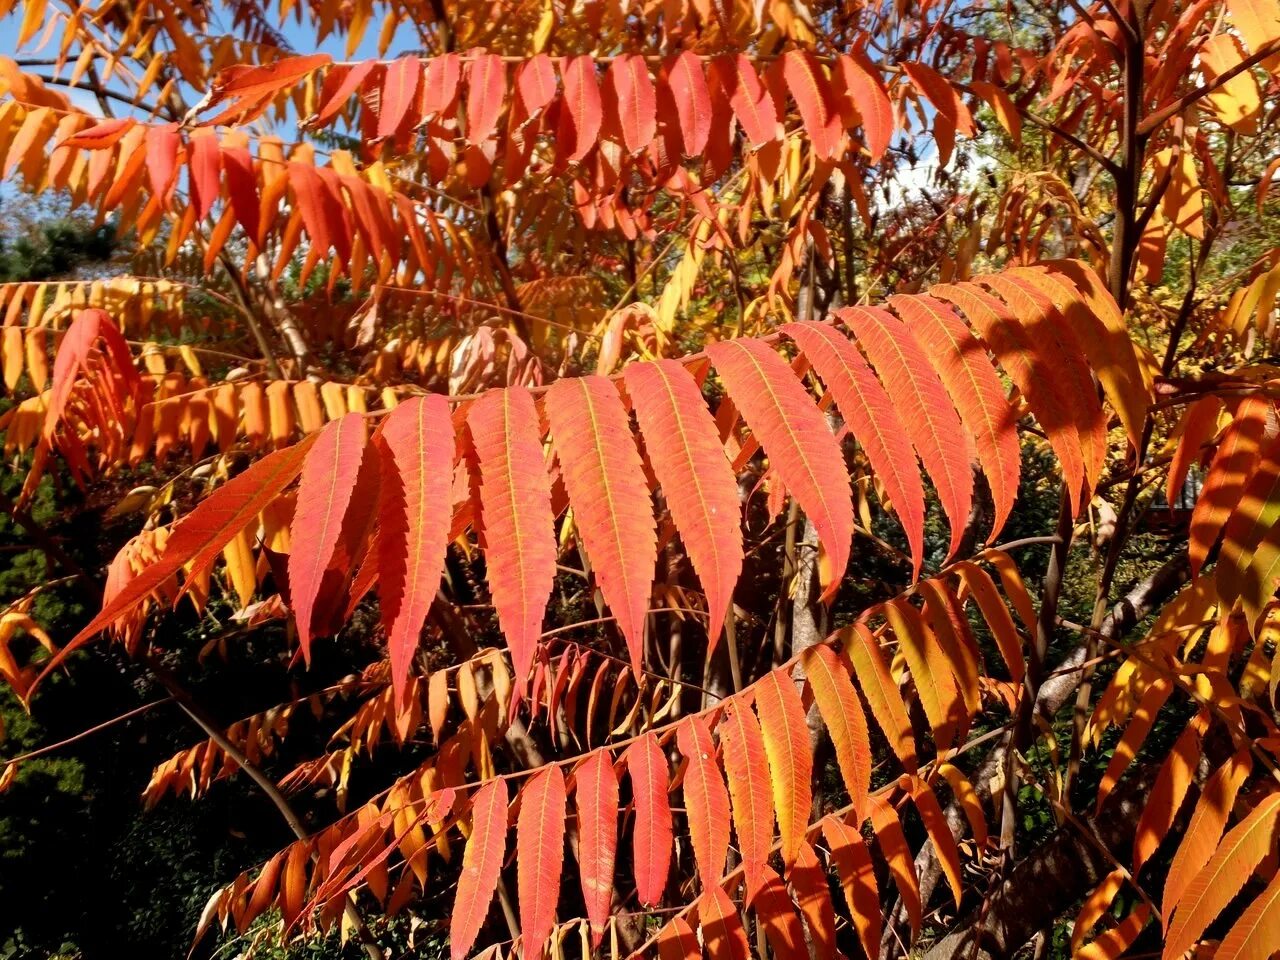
[145,658,385,960]
[1138,34,1280,135]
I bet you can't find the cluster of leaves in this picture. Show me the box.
[3,0,1280,956]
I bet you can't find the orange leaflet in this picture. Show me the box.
[869,795,922,939]
[783,321,926,579]
[656,916,700,960]
[1164,792,1280,960]
[469,387,557,694]
[891,294,1021,541]
[624,733,672,905]
[800,645,870,820]
[288,413,368,660]
[698,886,750,960]
[753,667,813,865]
[745,867,807,960]
[624,359,741,645]
[706,337,852,600]
[377,395,454,704]
[787,840,838,956]
[952,561,1025,683]
[1167,396,1223,506]
[677,716,731,891]
[544,375,657,678]
[931,280,1086,508]
[517,765,566,959]
[717,699,773,891]
[573,751,618,943]
[839,305,973,560]
[1163,750,1252,921]
[905,776,963,909]
[841,623,917,772]
[1216,868,1280,960]
[449,779,508,960]
[822,815,880,960]
[1189,394,1269,576]
[981,272,1107,500]
[1134,712,1205,871]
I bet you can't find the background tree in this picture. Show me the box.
[1,0,1279,957]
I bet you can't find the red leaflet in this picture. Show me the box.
[516,54,558,118]
[699,886,750,960]
[623,734,672,905]
[832,51,893,163]
[800,645,871,821]
[663,51,712,157]
[783,321,926,578]
[377,395,454,704]
[706,338,852,600]
[312,61,375,126]
[623,360,741,645]
[753,668,812,865]
[717,699,773,891]
[288,162,334,256]
[469,388,556,693]
[544,376,656,678]
[782,50,842,160]
[221,146,260,245]
[211,53,331,105]
[1189,395,1268,575]
[467,52,506,143]
[517,766,566,959]
[145,123,181,202]
[288,413,368,661]
[840,305,973,561]
[721,54,778,148]
[378,56,422,139]
[891,294,1021,542]
[901,62,974,166]
[421,53,462,118]
[606,53,657,154]
[559,54,603,163]
[59,117,134,149]
[41,434,317,686]
[574,752,618,943]
[450,779,509,960]
[188,132,221,222]
[822,815,881,959]
[677,716,731,892]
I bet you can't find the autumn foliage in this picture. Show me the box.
[3,0,1280,956]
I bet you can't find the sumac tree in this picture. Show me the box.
[1,0,1279,956]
